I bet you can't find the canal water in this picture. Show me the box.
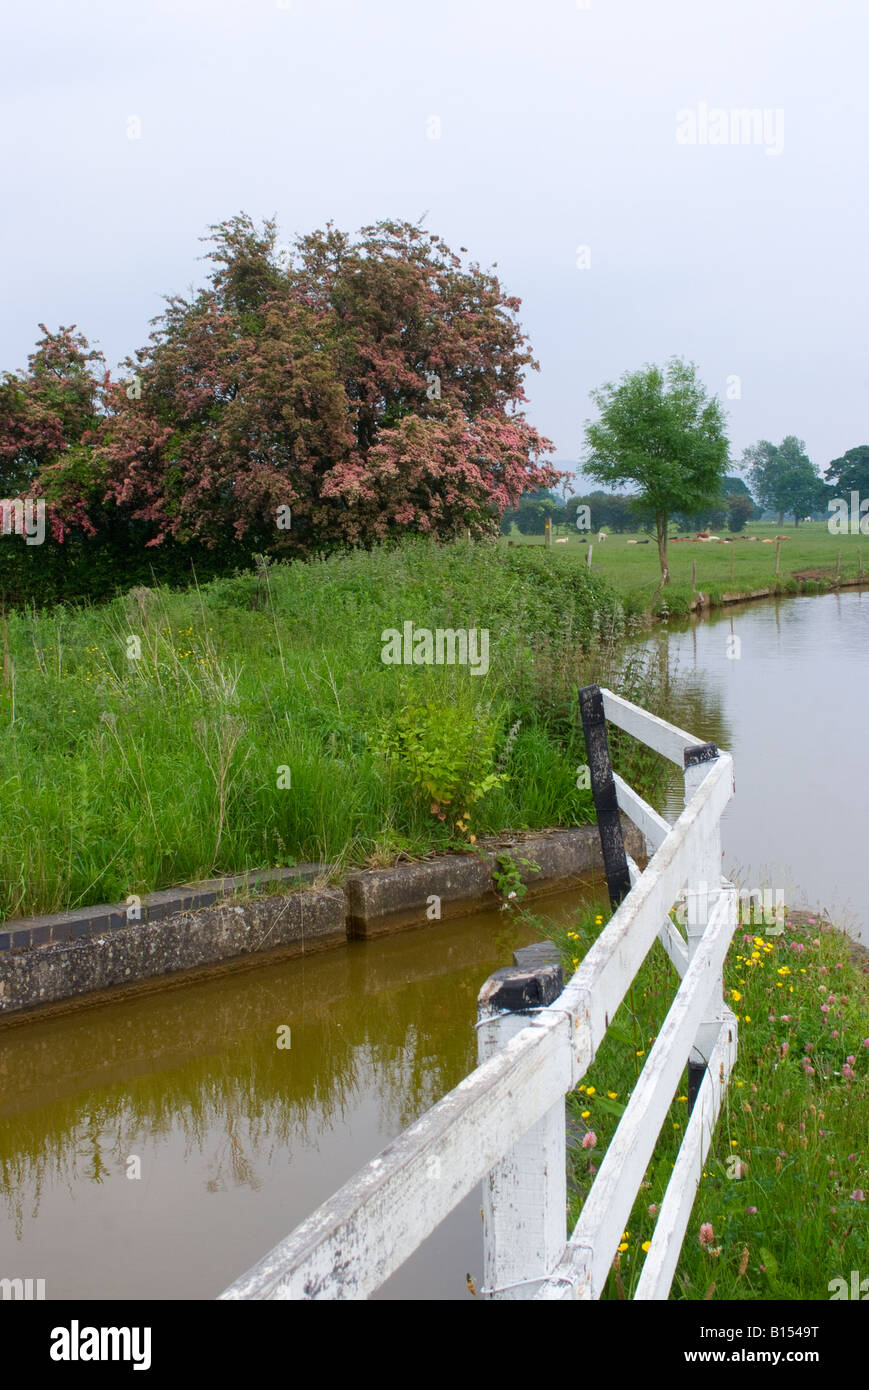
[0,886,603,1302]
[638,587,869,945]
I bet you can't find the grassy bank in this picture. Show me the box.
[540,903,868,1299]
[507,520,869,618]
[0,537,672,922]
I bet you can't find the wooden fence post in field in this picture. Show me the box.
[858,546,864,582]
[775,538,781,576]
[691,559,697,595]
[730,545,734,583]
[682,743,726,1110]
[586,543,593,569]
[477,945,566,1299]
[835,550,841,584]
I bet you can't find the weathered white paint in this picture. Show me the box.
[613,772,671,853]
[626,852,688,978]
[601,688,707,766]
[559,753,732,1071]
[220,689,738,1303]
[477,992,566,1299]
[634,1009,738,1300]
[535,884,737,1299]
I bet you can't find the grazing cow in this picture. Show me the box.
[598,531,607,542]
[554,537,568,544]
[626,539,637,544]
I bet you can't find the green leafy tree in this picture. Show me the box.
[726,493,754,532]
[583,358,729,585]
[743,436,826,526]
[825,445,869,498]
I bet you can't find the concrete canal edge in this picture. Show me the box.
[346,823,643,937]
[0,822,642,1022]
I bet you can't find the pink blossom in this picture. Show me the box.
[582,1131,597,1150]
[747,1206,758,1215]
[842,1063,856,1081]
[699,1223,715,1247]
[821,1004,830,1013]
[850,1190,865,1202]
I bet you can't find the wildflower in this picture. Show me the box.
[699,1223,715,1247]
[581,1110,590,1118]
[648,1204,658,1216]
[730,989,742,1002]
[595,915,603,925]
[677,1095,687,1102]
[586,1086,596,1096]
[617,1242,628,1253]
[641,1241,651,1253]
[607,1091,618,1100]
[850,1190,865,1202]
[842,1063,856,1081]
[730,1140,738,1147]
[582,1131,597,1150]
[747,1206,757,1215]
[636,1050,645,1058]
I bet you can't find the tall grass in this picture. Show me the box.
[0,538,678,920]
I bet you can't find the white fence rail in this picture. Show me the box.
[220,688,738,1301]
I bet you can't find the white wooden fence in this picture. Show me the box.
[220,689,738,1301]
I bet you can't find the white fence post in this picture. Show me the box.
[477,944,567,1299]
[682,742,728,1104]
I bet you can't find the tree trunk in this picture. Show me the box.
[778,510,784,527]
[656,514,670,586]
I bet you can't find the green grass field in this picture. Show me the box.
[507,520,868,618]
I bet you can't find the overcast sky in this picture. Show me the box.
[2,0,866,479]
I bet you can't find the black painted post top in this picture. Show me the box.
[684,742,719,770]
[478,961,564,1015]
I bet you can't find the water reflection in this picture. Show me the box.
[0,886,601,1300]
[634,590,869,942]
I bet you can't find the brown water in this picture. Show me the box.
[0,885,604,1302]
[638,588,869,945]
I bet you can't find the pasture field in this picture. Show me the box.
[507,520,868,618]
